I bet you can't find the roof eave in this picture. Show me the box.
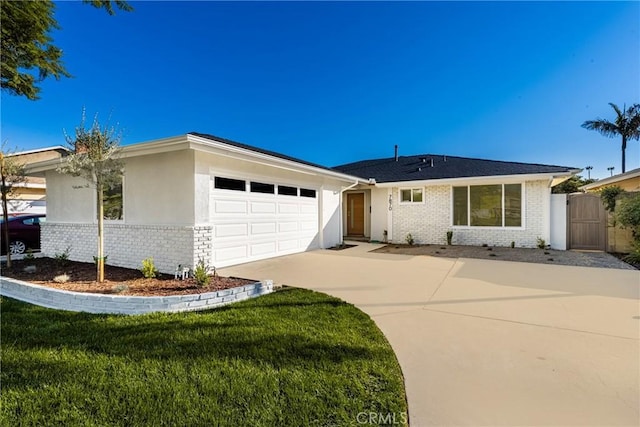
[374,170,579,187]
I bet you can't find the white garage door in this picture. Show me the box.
[210,177,320,267]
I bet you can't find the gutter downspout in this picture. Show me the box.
[339,180,360,243]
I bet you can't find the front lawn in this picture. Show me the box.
[0,288,407,426]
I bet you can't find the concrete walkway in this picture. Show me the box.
[220,243,640,426]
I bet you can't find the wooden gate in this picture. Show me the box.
[567,194,606,251]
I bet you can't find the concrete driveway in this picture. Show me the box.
[219,243,640,426]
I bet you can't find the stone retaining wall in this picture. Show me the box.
[0,277,273,315]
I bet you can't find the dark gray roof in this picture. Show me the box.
[188,132,343,174]
[333,154,578,183]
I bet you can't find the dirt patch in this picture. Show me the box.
[1,258,257,296]
[371,244,638,270]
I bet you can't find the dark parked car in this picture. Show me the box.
[0,214,46,255]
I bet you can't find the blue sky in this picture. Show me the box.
[2,1,639,180]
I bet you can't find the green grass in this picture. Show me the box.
[0,288,407,426]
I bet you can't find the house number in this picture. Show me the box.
[388,194,393,211]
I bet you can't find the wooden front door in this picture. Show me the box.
[568,193,606,251]
[347,193,365,236]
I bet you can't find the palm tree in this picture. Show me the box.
[582,103,640,173]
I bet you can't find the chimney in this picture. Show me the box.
[394,145,398,161]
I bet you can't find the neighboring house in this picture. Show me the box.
[580,168,640,193]
[27,133,578,272]
[2,146,69,216]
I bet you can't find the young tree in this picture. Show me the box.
[551,175,595,194]
[0,146,27,268]
[582,103,640,174]
[57,113,123,282]
[1,0,132,100]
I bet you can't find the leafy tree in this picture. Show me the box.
[1,0,132,100]
[582,103,640,174]
[57,112,124,282]
[0,146,27,268]
[551,175,595,194]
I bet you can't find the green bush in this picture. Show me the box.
[193,258,212,287]
[93,255,108,265]
[536,237,546,249]
[446,230,453,245]
[616,194,640,242]
[600,186,624,213]
[54,246,71,268]
[140,257,159,279]
[405,233,414,245]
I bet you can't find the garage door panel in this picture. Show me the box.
[214,245,248,263]
[211,184,319,266]
[279,221,298,232]
[278,203,299,214]
[278,239,299,252]
[251,222,277,235]
[215,223,248,238]
[250,201,276,214]
[214,199,247,214]
[250,241,277,257]
[300,204,317,214]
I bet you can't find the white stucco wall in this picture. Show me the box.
[44,172,96,223]
[391,180,552,248]
[550,193,567,250]
[124,150,195,225]
[370,187,389,242]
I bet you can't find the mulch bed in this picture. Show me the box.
[1,258,256,296]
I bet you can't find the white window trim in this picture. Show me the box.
[398,187,425,205]
[450,182,525,229]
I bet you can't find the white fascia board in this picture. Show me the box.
[8,146,70,157]
[187,134,362,183]
[374,171,579,188]
[25,135,190,174]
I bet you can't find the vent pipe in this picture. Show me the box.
[430,158,434,167]
[394,145,398,161]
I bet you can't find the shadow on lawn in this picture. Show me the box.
[1,290,384,370]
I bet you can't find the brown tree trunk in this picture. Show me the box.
[97,182,105,282]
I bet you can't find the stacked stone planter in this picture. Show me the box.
[0,277,273,315]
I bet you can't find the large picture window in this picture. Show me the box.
[452,184,522,227]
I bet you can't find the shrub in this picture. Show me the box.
[93,255,108,265]
[53,274,70,283]
[600,186,624,213]
[536,237,546,249]
[510,241,515,249]
[615,194,640,242]
[446,231,453,245]
[405,233,414,246]
[193,258,214,287]
[54,246,71,268]
[140,257,159,279]
[24,249,35,261]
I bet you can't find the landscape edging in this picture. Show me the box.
[0,277,273,315]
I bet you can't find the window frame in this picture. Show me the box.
[450,182,525,229]
[97,176,125,222]
[398,187,425,205]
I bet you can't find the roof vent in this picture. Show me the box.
[394,145,398,162]
[421,158,427,163]
[417,167,422,172]
[443,155,447,162]
[430,158,434,167]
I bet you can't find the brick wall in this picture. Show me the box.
[391,180,550,248]
[41,223,214,273]
[0,277,273,315]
